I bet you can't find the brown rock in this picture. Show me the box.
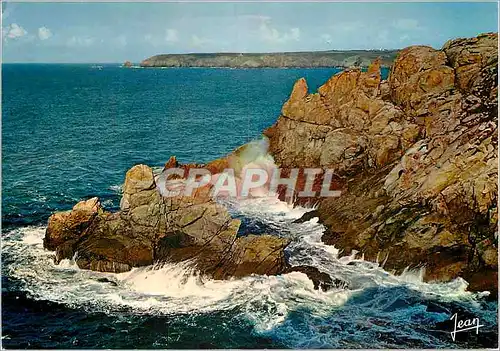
[163,155,179,169]
[44,197,101,251]
[265,33,498,292]
[45,163,291,280]
[388,46,455,118]
[443,32,498,93]
[123,164,155,194]
[213,234,289,279]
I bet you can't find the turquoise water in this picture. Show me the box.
[2,64,497,349]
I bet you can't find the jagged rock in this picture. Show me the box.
[266,59,420,174]
[213,234,289,278]
[264,33,498,292]
[443,33,498,94]
[292,210,319,223]
[44,197,101,251]
[123,61,133,68]
[388,46,455,118]
[44,164,290,279]
[164,155,179,169]
[96,277,118,286]
[283,265,345,291]
[55,239,77,264]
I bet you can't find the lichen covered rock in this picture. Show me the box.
[264,32,498,292]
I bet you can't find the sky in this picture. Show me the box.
[1,1,498,63]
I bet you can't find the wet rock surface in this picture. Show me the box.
[283,265,348,291]
[45,164,289,279]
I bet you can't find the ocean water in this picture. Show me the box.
[1,64,497,349]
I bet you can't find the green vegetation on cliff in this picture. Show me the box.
[139,50,398,68]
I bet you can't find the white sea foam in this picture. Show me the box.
[108,184,123,193]
[2,194,489,346]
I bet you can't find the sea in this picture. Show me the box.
[1,64,498,349]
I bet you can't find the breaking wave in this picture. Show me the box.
[2,194,496,348]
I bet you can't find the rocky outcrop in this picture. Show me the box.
[45,197,102,252]
[45,164,289,278]
[264,58,420,172]
[140,50,398,69]
[264,33,498,292]
[44,33,497,293]
[283,265,348,291]
[123,61,133,68]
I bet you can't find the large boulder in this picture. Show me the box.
[45,197,101,251]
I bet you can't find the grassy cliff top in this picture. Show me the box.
[139,49,399,68]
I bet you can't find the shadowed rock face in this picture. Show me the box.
[45,164,289,278]
[45,33,497,292]
[265,33,498,293]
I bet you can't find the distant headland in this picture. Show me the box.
[134,50,399,68]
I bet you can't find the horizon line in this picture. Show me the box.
[3,0,498,2]
[2,47,405,64]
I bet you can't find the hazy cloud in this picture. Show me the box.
[165,28,178,43]
[321,33,332,44]
[190,34,211,47]
[116,34,127,46]
[259,18,300,44]
[399,34,410,42]
[144,34,156,45]
[38,26,52,40]
[377,30,390,44]
[67,35,94,47]
[4,23,28,40]
[330,21,363,33]
[144,30,178,47]
[237,14,272,23]
[393,18,420,30]
[321,21,363,47]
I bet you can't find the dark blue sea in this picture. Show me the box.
[1,64,497,349]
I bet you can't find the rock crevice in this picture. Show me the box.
[264,32,498,292]
[45,33,498,293]
[45,164,290,279]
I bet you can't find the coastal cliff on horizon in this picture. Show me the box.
[138,50,398,68]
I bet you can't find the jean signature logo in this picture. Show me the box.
[450,313,484,341]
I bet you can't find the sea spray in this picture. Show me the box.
[3,193,494,348]
[156,138,341,200]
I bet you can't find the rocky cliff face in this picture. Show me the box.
[45,33,497,293]
[264,33,498,292]
[140,50,398,68]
